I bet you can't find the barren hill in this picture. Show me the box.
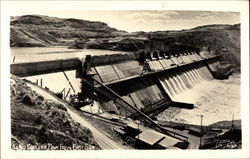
[10,15,126,47]
[10,15,240,65]
[70,24,240,65]
[147,24,240,65]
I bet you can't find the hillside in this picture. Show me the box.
[10,76,100,150]
[70,24,240,66]
[10,15,240,66]
[10,15,126,47]
[147,24,240,65]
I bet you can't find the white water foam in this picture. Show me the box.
[157,74,241,126]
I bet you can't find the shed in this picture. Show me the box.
[135,129,165,146]
[158,136,183,149]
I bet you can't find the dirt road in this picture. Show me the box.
[27,83,128,150]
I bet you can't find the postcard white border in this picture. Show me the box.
[1,1,249,159]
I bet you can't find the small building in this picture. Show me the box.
[134,129,185,149]
[114,121,188,149]
[135,129,166,149]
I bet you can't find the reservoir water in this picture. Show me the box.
[11,47,131,63]
[11,47,241,126]
[11,47,132,97]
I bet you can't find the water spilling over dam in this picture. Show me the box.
[158,66,213,101]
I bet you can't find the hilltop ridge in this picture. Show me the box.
[10,15,240,66]
[10,15,126,47]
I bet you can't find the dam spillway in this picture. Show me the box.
[10,50,222,117]
[75,50,221,119]
[10,48,224,142]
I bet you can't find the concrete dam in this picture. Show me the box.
[76,50,221,116]
[10,47,224,146]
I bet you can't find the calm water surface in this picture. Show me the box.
[11,47,132,97]
[11,47,131,63]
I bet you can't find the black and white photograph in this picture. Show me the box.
[1,1,249,159]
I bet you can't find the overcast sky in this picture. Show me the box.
[11,10,240,32]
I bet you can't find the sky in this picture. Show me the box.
[10,10,240,32]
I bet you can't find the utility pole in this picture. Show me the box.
[231,114,234,129]
[135,120,140,139]
[40,78,43,88]
[199,114,203,148]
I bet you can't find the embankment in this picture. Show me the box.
[10,76,100,150]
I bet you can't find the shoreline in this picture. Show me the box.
[158,119,241,130]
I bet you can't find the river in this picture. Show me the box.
[11,47,241,126]
[157,73,241,126]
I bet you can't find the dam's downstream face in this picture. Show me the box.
[24,69,240,126]
[11,47,240,126]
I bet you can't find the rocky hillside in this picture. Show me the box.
[147,24,240,65]
[70,24,240,66]
[10,15,240,66]
[10,76,100,150]
[10,15,126,47]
